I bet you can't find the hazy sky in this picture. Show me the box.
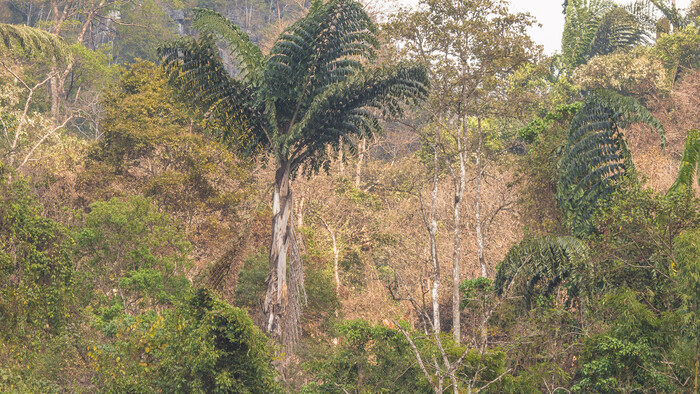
[388,0,694,55]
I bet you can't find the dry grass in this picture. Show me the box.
[626,70,700,192]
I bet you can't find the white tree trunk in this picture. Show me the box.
[452,120,466,343]
[475,118,487,278]
[320,218,341,294]
[264,162,292,339]
[355,137,366,187]
[429,145,441,333]
[338,137,344,175]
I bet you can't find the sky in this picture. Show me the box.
[386,0,694,55]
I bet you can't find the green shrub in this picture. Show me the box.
[74,194,192,313]
[92,289,281,393]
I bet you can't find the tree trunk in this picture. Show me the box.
[429,145,441,333]
[297,195,305,228]
[355,136,366,187]
[50,74,62,119]
[264,161,305,348]
[475,118,487,278]
[320,218,341,294]
[338,137,345,175]
[48,0,104,120]
[452,119,466,343]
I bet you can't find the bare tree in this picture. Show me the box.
[0,59,72,176]
[386,0,541,343]
[381,262,521,394]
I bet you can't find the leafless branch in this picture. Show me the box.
[17,115,73,169]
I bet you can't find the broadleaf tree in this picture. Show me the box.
[160,1,429,348]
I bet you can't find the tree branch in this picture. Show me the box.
[17,115,72,170]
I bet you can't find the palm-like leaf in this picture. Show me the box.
[265,0,378,136]
[288,64,428,173]
[557,90,664,234]
[160,35,266,157]
[562,0,613,68]
[192,8,265,86]
[561,0,652,70]
[591,6,649,56]
[0,23,71,62]
[668,129,700,195]
[494,236,588,306]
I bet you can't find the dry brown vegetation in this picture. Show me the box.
[627,70,700,192]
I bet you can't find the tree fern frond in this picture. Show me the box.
[561,0,652,70]
[287,63,429,172]
[0,23,71,62]
[558,90,663,235]
[562,0,614,69]
[159,35,268,155]
[191,8,264,86]
[591,6,650,56]
[650,0,689,29]
[265,0,378,125]
[494,236,588,307]
[668,129,700,195]
[623,0,660,32]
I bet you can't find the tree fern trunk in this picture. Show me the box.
[264,162,296,344]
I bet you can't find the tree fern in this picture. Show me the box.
[557,90,664,235]
[668,129,700,195]
[159,1,429,348]
[561,0,652,70]
[650,0,690,29]
[494,236,588,307]
[0,23,71,62]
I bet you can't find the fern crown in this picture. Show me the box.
[159,0,429,175]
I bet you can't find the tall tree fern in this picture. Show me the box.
[159,1,429,348]
[557,90,664,235]
[494,236,588,307]
[561,0,653,70]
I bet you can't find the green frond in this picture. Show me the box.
[561,0,651,70]
[562,0,614,69]
[591,7,650,56]
[287,63,429,174]
[623,0,661,32]
[265,0,378,127]
[159,35,267,157]
[668,129,700,195]
[494,236,588,307]
[191,8,264,86]
[650,0,689,29]
[0,23,71,62]
[159,0,428,177]
[558,90,664,235]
